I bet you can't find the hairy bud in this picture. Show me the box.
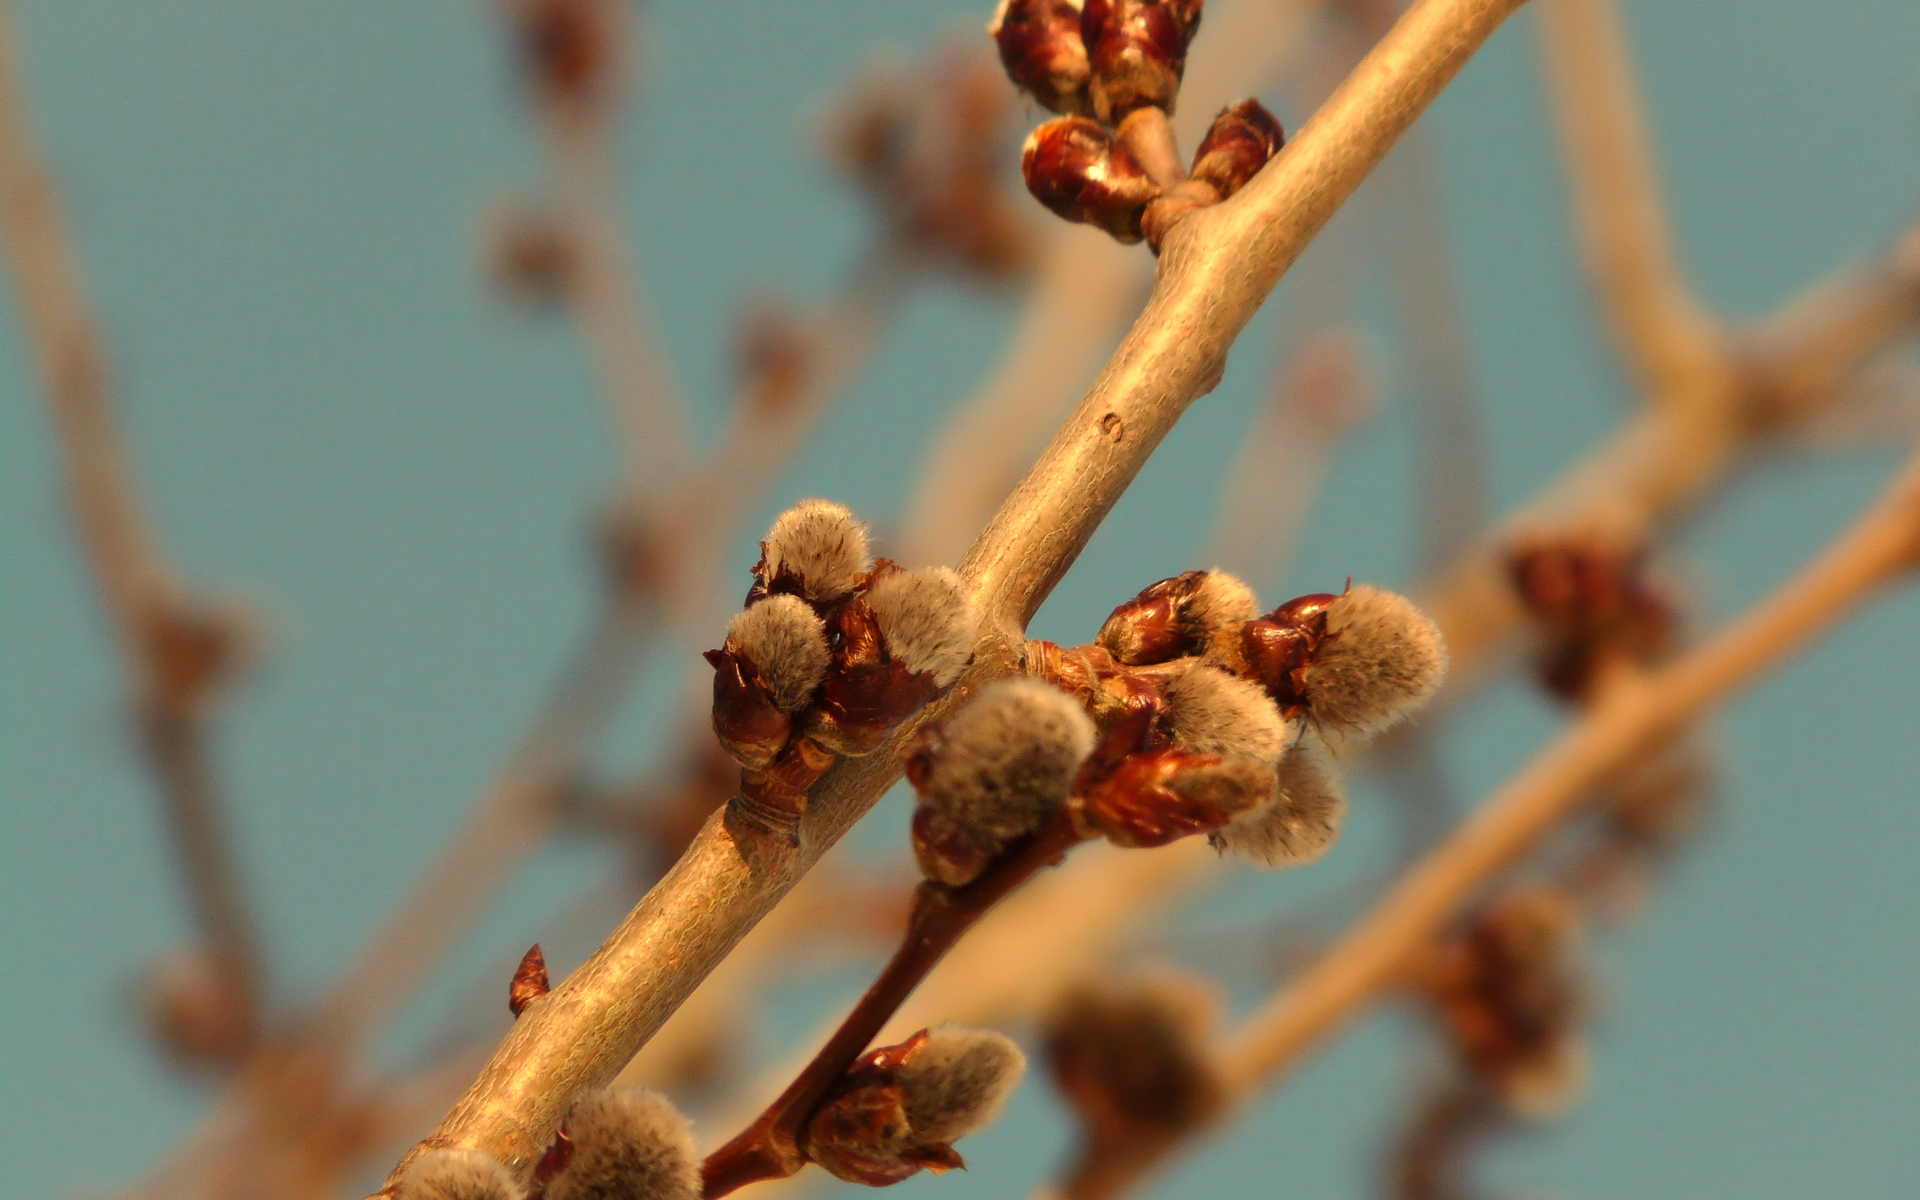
[908,678,1096,884]
[1080,0,1204,122]
[807,1027,1025,1186]
[1209,745,1347,868]
[1161,661,1292,763]
[1188,99,1284,200]
[1095,570,1259,665]
[545,1087,700,1200]
[866,567,978,686]
[396,1148,523,1200]
[1022,116,1162,243]
[1044,974,1225,1140]
[1243,584,1447,741]
[705,595,830,769]
[990,0,1091,114]
[806,568,978,756]
[1071,711,1272,847]
[755,499,872,604]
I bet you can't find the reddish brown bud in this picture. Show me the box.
[1081,0,1204,122]
[534,1125,574,1186]
[139,943,254,1070]
[1188,99,1284,200]
[990,0,1091,114]
[1022,116,1162,243]
[509,944,550,1017]
[804,592,945,756]
[1237,591,1339,718]
[515,0,625,119]
[1044,974,1225,1141]
[1241,584,1447,741]
[481,199,578,308]
[1069,710,1271,847]
[706,595,831,769]
[1095,570,1258,665]
[1507,534,1674,702]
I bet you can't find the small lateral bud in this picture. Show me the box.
[480,198,577,308]
[509,944,549,1017]
[1188,99,1283,200]
[544,1087,700,1200]
[806,1026,1025,1186]
[1044,974,1224,1139]
[865,566,979,687]
[755,499,872,604]
[990,0,1091,115]
[1209,744,1347,869]
[395,1148,523,1200]
[139,943,253,1070]
[705,595,831,769]
[1080,0,1204,122]
[908,678,1096,884]
[1096,570,1259,665]
[1160,661,1292,764]
[1022,116,1162,243]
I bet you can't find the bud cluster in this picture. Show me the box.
[906,569,1446,881]
[1506,531,1675,702]
[992,0,1285,249]
[706,500,979,829]
[1416,885,1589,1117]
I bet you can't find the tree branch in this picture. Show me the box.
[378,0,1532,1186]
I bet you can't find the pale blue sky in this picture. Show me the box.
[4,1,1919,1197]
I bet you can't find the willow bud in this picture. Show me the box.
[807,568,979,756]
[704,595,831,769]
[544,1088,700,1200]
[990,0,1091,114]
[1022,116,1162,243]
[1081,0,1204,122]
[1160,661,1292,763]
[1071,711,1272,847]
[1242,585,1447,742]
[753,499,872,605]
[395,1148,523,1200]
[1095,569,1259,665]
[1209,744,1347,868]
[1043,974,1225,1139]
[1188,98,1284,200]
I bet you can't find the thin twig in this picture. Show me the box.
[0,0,263,1043]
[378,0,1532,1185]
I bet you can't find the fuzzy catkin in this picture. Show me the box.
[1163,661,1292,763]
[1187,570,1261,658]
[761,499,871,602]
[395,1149,523,1200]
[1211,745,1347,868]
[865,567,979,686]
[898,1025,1027,1144]
[544,1087,700,1200]
[1299,584,1448,739]
[916,678,1095,837]
[724,594,829,711]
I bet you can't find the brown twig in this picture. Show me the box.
[377,0,1530,1185]
[0,0,264,1049]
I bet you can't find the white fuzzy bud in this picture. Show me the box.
[914,678,1095,837]
[1163,662,1293,763]
[396,1149,523,1200]
[761,499,871,602]
[899,1025,1027,1143]
[1301,584,1448,739]
[865,567,978,686]
[724,594,829,711]
[1210,746,1347,869]
[545,1087,700,1200]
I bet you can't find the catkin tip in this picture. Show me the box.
[1302,584,1448,740]
[762,499,871,602]
[725,595,830,711]
[545,1087,700,1200]
[900,1025,1027,1144]
[865,567,978,686]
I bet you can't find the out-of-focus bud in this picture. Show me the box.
[990,0,1091,114]
[1095,570,1259,665]
[509,944,549,1017]
[1043,974,1225,1143]
[138,943,253,1071]
[907,678,1096,884]
[395,1147,524,1200]
[1022,116,1162,243]
[141,596,256,717]
[1188,99,1284,200]
[479,198,578,309]
[1160,661,1293,763]
[1080,0,1204,122]
[733,296,812,419]
[808,568,979,756]
[806,1027,1026,1186]
[1070,710,1272,847]
[705,595,831,769]
[753,499,873,606]
[511,0,628,123]
[1209,744,1347,868]
[1242,584,1447,742]
[1507,533,1673,702]
[544,1087,700,1200]
[1420,886,1588,1117]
